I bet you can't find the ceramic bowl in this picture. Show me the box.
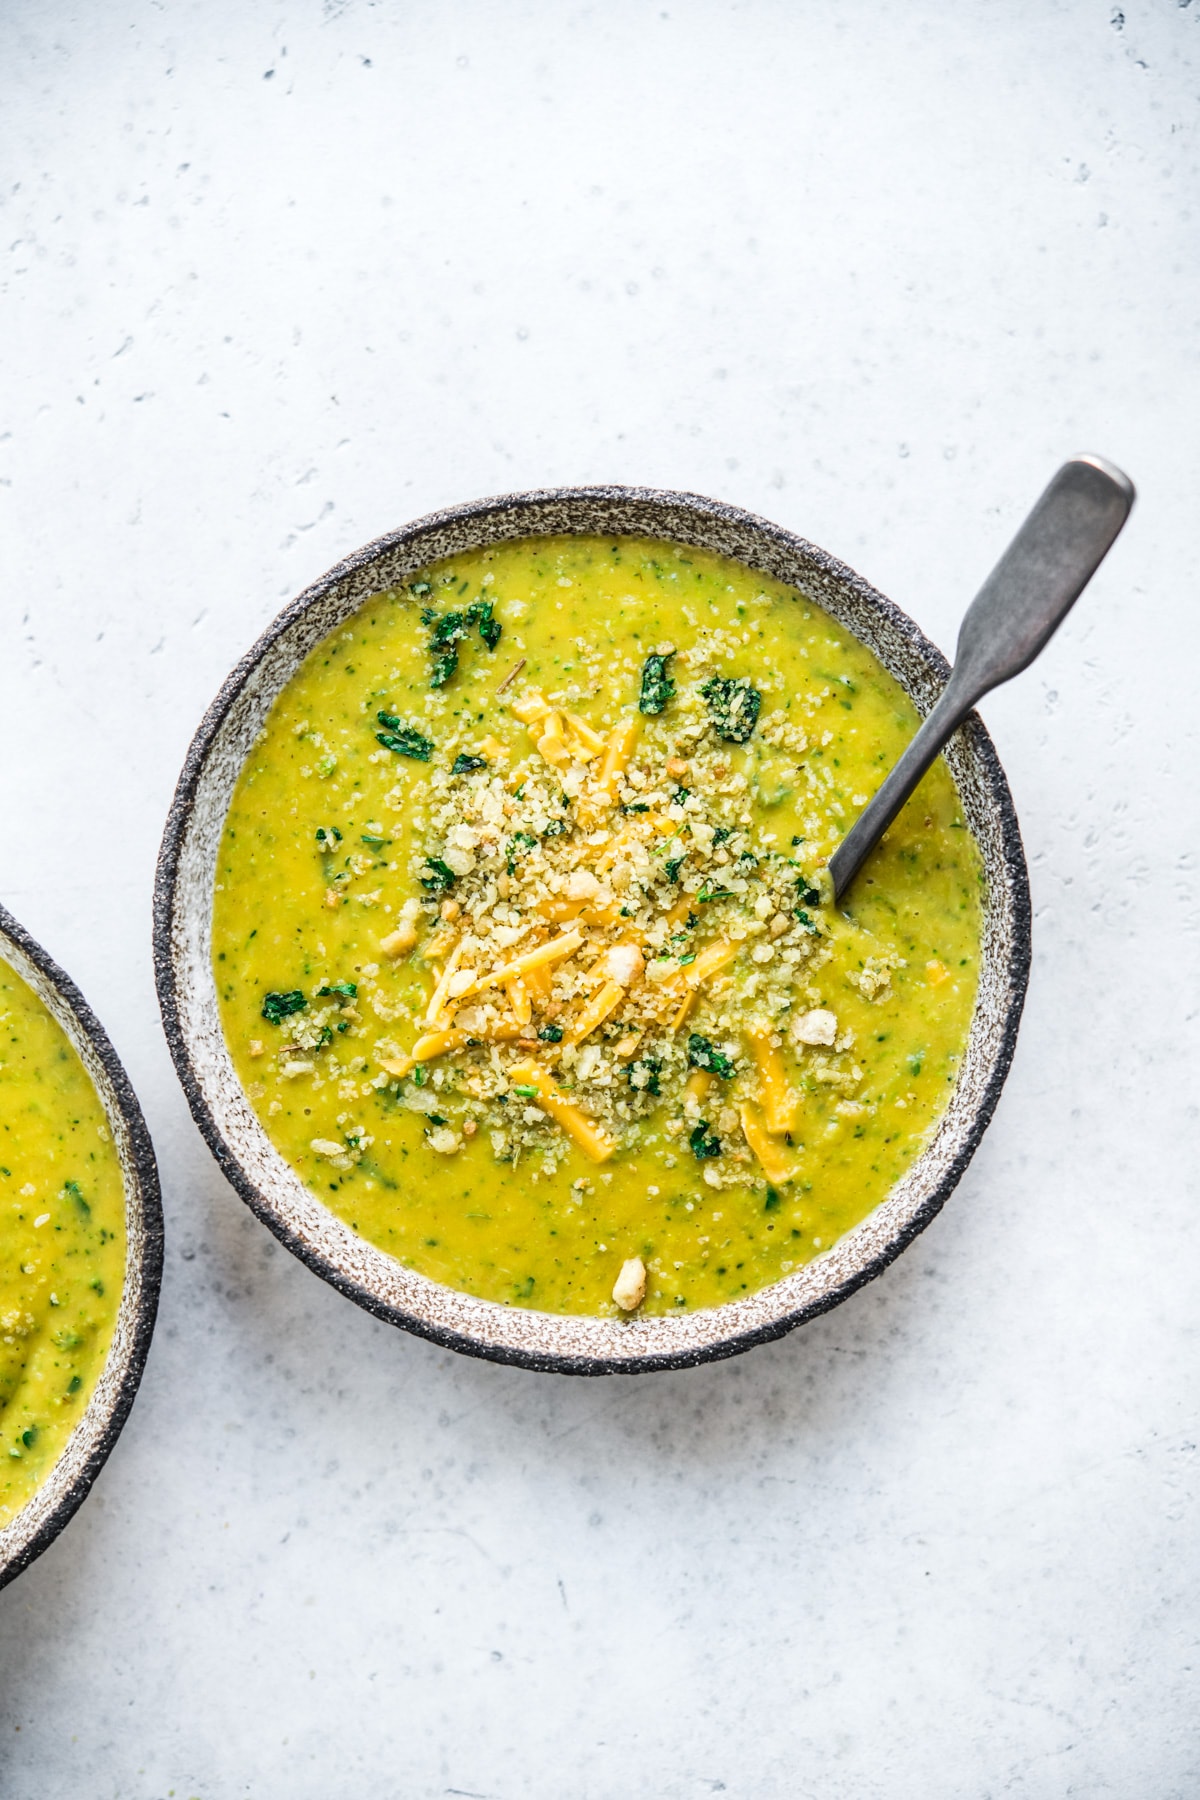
[0,907,162,1588]
[154,486,1030,1375]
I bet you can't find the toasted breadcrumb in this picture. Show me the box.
[612,1257,647,1311]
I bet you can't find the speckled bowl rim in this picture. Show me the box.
[0,907,163,1589]
[154,485,1031,1376]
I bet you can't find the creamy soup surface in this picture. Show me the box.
[213,535,982,1317]
[0,958,125,1526]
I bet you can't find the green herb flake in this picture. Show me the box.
[419,858,457,895]
[687,1034,736,1078]
[628,1056,663,1096]
[451,752,488,776]
[376,712,433,760]
[424,608,467,687]
[262,989,307,1025]
[689,1120,722,1160]
[63,1178,89,1215]
[639,652,676,715]
[506,830,538,873]
[537,1024,565,1043]
[700,674,762,743]
[422,599,501,688]
[317,980,358,1000]
[467,596,502,651]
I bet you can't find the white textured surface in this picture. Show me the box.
[1,2,1197,1795]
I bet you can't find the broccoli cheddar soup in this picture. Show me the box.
[0,958,125,1525]
[213,536,982,1318]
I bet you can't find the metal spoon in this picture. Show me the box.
[826,453,1135,902]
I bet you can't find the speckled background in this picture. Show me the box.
[1,3,1197,1796]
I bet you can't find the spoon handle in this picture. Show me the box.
[827,454,1135,902]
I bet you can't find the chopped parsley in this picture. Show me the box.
[639,651,676,715]
[628,1056,663,1096]
[664,855,686,882]
[423,608,468,687]
[470,597,502,651]
[317,980,358,1000]
[422,598,502,687]
[418,858,457,894]
[376,712,433,760]
[700,674,762,743]
[506,829,538,873]
[262,989,307,1025]
[315,825,342,847]
[63,1179,89,1215]
[537,1024,564,1043]
[687,1034,736,1078]
[689,1120,722,1159]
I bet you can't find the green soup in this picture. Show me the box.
[0,957,126,1526]
[213,535,982,1317]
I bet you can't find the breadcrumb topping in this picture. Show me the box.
[342,637,861,1186]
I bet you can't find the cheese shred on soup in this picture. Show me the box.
[213,536,983,1317]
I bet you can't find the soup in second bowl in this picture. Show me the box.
[0,957,126,1526]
